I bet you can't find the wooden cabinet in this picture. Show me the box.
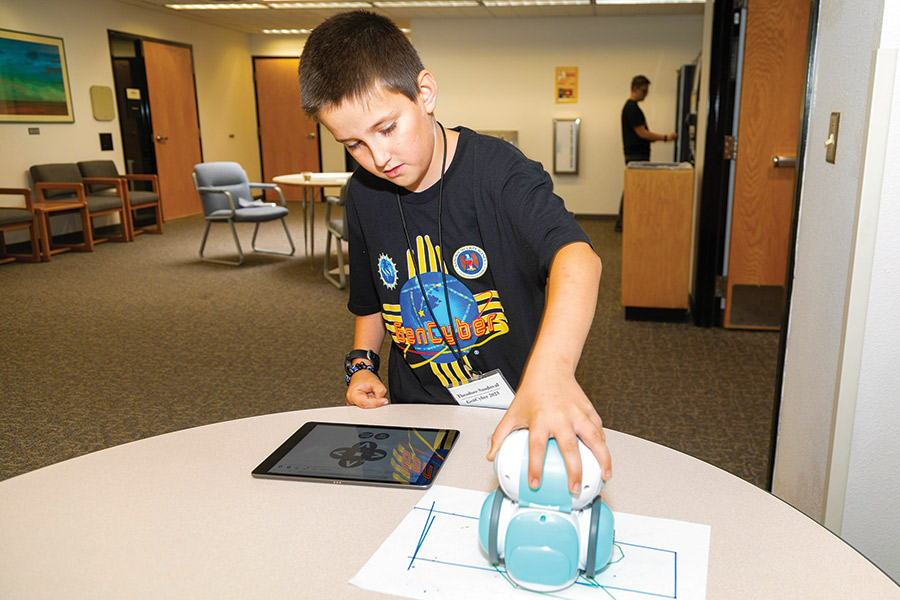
[621,165,694,310]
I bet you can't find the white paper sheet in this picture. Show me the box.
[351,485,710,600]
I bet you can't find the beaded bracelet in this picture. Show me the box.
[345,362,376,386]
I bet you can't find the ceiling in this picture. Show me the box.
[116,0,705,35]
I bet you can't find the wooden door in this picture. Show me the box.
[254,57,320,202]
[143,40,203,220]
[724,0,811,329]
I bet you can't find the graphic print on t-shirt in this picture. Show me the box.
[380,235,509,388]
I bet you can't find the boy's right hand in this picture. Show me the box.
[346,370,389,408]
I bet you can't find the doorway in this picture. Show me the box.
[692,0,819,488]
[253,57,321,203]
[723,0,812,330]
[108,31,203,221]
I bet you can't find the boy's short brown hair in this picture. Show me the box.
[299,10,425,120]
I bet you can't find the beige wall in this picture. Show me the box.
[250,14,705,210]
[411,15,704,215]
[774,0,900,581]
[0,0,258,233]
[0,1,702,221]
[773,0,886,521]
[250,14,708,210]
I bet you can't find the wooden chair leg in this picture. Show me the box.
[0,231,12,265]
[0,224,42,263]
[125,207,136,242]
[121,207,133,242]
[36,210,53,261]
[79,207,95,252]
[150,203,164,234]
[131,204,164,236]
[24,222,41,262]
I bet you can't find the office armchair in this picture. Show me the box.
[323,183,348,289]
[0,188,41,264]
[192,161,295,266]
[77,160,163,238]
[29,163,131,246]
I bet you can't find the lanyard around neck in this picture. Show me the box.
[395,123,474,372]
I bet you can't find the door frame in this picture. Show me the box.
[768,0,821,490]
[107,30,204,216]
[692,0,742,328]
[693,0,820,490]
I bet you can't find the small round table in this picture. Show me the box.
[272,172,351,257]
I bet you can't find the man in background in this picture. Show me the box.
[615,75,677,232]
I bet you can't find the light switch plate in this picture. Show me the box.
[825,112,840,163]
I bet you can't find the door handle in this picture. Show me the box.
[306,132,317,139]
[772,155,796,167]
[155,135,168,142]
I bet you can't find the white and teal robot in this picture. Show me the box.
[479,430,615,592]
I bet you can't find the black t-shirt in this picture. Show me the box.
[345,126,591,404]
[622,99,650,158]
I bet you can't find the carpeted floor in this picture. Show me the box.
[0,205,781,487]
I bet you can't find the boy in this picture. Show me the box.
[299,10,611,493]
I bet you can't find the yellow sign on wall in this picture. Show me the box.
[555,66,578,103]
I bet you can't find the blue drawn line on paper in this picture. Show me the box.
[617,541,677,555]
[413,506,480,520]
[406,556,678,599]
[607,541,677,599]
[591,583,676,599]
[405,556,499,573]
[408,501,437,570]
[407,502,679,599]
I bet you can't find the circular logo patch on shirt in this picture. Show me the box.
[398,272,479,363]
[378,253,398,289]
[452,245,488,279]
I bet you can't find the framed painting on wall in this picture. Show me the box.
[0,28,74,123]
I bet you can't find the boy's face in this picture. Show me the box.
[319,72,441,193]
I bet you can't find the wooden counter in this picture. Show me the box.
[621,164,694,311]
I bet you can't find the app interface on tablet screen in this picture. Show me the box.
[268,424,456,486]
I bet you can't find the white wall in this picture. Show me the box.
[773,0,885,519]
[0,5,701,219]
[0,0,259,214]
[775,0,900,583]
[248,14,707,205]
[838,3,900,581]
[411,15,704,215]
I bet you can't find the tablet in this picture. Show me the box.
[252,421,459,488]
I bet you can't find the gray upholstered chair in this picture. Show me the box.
[323,183,348,289]
[29,163,130,246]
[0,188,41,264]
[77,160,163,238]
[191,161,295,266]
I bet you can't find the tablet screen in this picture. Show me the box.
[252,421,459,488]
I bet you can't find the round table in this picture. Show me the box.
[272,172,351,257]
[0,405,897,598]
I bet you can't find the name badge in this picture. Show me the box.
[448,369,516,409]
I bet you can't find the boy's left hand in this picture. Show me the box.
[486,371,611,495]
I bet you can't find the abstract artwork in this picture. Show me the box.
[0,29,74,123]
